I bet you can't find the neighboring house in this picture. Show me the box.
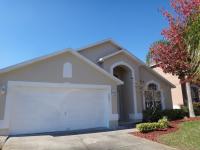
[0,39,175,135]
[152,66,200,109]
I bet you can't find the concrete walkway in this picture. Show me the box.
[0,136,7,150]
[2,129,176,150]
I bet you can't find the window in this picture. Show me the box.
[191,86,200,102]
[63,62,72,78]
[144,83,162,110]
[148,83,158,91]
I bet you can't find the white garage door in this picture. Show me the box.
[6,82,110,135]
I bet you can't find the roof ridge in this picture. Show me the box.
[77,39,122,52]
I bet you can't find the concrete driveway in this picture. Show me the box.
[2,129,176,150]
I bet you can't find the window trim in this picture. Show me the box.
[143,80,165,110]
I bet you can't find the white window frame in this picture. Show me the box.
[143,80,165,110]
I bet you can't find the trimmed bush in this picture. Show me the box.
[143,102,200,122]
[136,122,160,133]
[158,117,169,128]
[143,109,162,122]
[137,117,169,133]
[162,109,187,120]
[143,109,187,122]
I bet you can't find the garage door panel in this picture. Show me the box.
[60,89,108,130]
[10,88,66,134]
[8,83,109,135]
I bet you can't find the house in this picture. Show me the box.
[0,39,175,135]
[152,66,200,109]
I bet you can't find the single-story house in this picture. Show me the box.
[0,39,175,135]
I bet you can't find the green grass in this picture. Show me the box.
[159,121,200,150]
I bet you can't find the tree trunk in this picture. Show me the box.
[186,82,195,117]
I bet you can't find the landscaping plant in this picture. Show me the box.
[149,0,200,117]
[181,102,200,116]
[137,117,169,133]
[143,109,187,122]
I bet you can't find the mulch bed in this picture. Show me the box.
[131,117,200,143]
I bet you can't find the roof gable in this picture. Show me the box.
[0,49,123,85]
[99,49,176,88]
[77,39,176,88]
[0,39,174,87]
[0,48,72,74]
[77,39,122,52]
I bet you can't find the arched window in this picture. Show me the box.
[63,62,72,78]
[144,82,162,110]
[148,83,158,91]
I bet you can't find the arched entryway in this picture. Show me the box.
[112,64,135,123]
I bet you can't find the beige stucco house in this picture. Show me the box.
[0,39,175,135]
[153,67,200,109]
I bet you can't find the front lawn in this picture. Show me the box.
[159,120,200,150]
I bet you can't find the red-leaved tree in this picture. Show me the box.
[150,0,200,117]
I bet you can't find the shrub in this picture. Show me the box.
[162,109,187,120]
[158,117,169,128]
[143,109,187,122]
[137,117,169,133]
[143,109,162,122]
[193,102,200,115]
[181,102,200,116]
[181,105,189,114]
[136,122,160,133]
[143,102,200,122]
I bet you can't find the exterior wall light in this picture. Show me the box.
[97,58,104,64]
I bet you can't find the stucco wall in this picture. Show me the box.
[153,67,184,108]
[140,67,173,109]
[103,53,173,115]
[79,42,121,64]
[103,53,143,116]
[0,52,118,120]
